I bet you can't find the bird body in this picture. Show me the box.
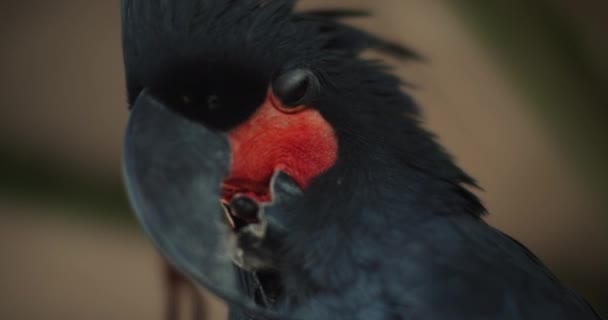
[120,1,603,319]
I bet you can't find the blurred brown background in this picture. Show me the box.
[0,0,606,319]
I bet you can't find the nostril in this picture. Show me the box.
[230,194,260,221]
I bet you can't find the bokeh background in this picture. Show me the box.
[0,0,606,319]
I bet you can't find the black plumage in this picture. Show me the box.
[120,1,603,319]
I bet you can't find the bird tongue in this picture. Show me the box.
[221,179,271,230]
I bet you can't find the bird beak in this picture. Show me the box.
[122,89,264,311]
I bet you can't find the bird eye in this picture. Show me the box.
[271,68,320,110]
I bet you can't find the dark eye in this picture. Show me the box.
[272,68,320,108]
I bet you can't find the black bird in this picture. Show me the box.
[120,0,604,319]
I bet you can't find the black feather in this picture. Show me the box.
[121,1,603,319]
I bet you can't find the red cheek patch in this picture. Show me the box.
[221,90,337,203]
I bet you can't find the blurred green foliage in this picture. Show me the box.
[451,0,608,206]
[0,142,132,225]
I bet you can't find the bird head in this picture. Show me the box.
[121,0,484,312]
